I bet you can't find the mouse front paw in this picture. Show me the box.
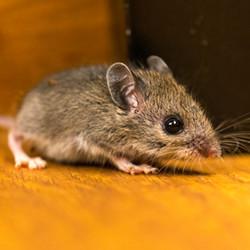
[128,165,159,175]
[113,158,158,175]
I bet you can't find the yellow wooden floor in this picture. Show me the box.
[0,130,250,250]
[3,1,250,249]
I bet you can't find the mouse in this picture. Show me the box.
[0,55,221,174]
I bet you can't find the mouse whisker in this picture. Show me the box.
[215,113,250,133]
[220,139,249,154]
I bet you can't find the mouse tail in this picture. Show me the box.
[0,116,15,130]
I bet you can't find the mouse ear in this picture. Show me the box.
[106,63,143,112]
[147,55,172,75]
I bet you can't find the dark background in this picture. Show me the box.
[128,0,250,125]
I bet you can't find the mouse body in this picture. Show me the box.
[5,56,221,173]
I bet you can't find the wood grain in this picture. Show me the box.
[0,127,250,250]
[0,1,249,250]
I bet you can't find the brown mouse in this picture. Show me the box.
[0,56,221,174]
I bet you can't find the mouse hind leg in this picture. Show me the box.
[8,130,47,169]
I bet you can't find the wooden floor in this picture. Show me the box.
[0,1,249,249]
[0,127,250,250]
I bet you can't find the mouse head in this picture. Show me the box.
[106,56,221,162]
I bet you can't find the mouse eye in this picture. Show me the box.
[164,115,184,135]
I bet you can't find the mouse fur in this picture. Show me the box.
[8,56,221,173]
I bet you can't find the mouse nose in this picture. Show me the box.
[190,136,221,158]
[197,143,220,158]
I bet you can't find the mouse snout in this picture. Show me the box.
[189,136,221,158]
[197,143,220,158]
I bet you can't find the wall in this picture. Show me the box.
[0,0,126,114]
[129,0,250,125]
